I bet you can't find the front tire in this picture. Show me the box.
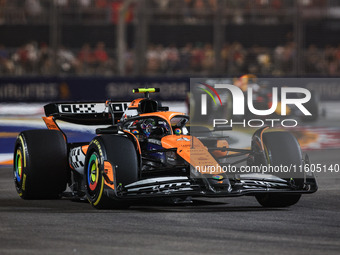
[84,135,139,209]
[255,132,303,207]
[255,193,301,208]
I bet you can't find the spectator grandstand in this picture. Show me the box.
[1,0,340,76]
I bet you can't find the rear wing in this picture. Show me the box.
[44,101,130,125]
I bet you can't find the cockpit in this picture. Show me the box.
[122,116,171,139]
[122,115,189,139]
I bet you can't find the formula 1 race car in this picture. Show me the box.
[13,88,317,209]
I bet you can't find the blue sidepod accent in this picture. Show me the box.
[147,143,166,162]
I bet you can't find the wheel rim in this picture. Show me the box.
[15,149,23,183]
[87,153,100,192]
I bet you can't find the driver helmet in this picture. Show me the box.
[141,119,155,137]
[141,119,168,138]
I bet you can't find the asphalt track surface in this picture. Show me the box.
[0,148,339,255]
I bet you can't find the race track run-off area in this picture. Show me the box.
[0,102,340,255]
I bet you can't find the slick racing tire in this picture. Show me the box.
[84,135,139,209]
[13,130,68,199]
[255,132,303,207]
[255,193,302,208]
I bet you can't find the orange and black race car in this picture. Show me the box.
[13,88,317,209]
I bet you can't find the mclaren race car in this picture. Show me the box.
[13,88,317,209]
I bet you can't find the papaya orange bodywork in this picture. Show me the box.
[161,135,225,174]
[140,111,185,121]
[81,145,89,155]
[42,116,66,141]
[104,161,115,190]
[42,116,60,131]
[128,98,144,109]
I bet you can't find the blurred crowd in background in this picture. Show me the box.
[0,0,335,25]
[0,42,115,75]
[1,0,340,76]
[1,41,340,76]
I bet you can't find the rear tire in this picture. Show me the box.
[13,130,68,199]
[255,132,303,207]
[84,135,139,209]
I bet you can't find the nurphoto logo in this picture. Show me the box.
[195,81,312,128]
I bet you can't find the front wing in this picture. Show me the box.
[112,173,318,199]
